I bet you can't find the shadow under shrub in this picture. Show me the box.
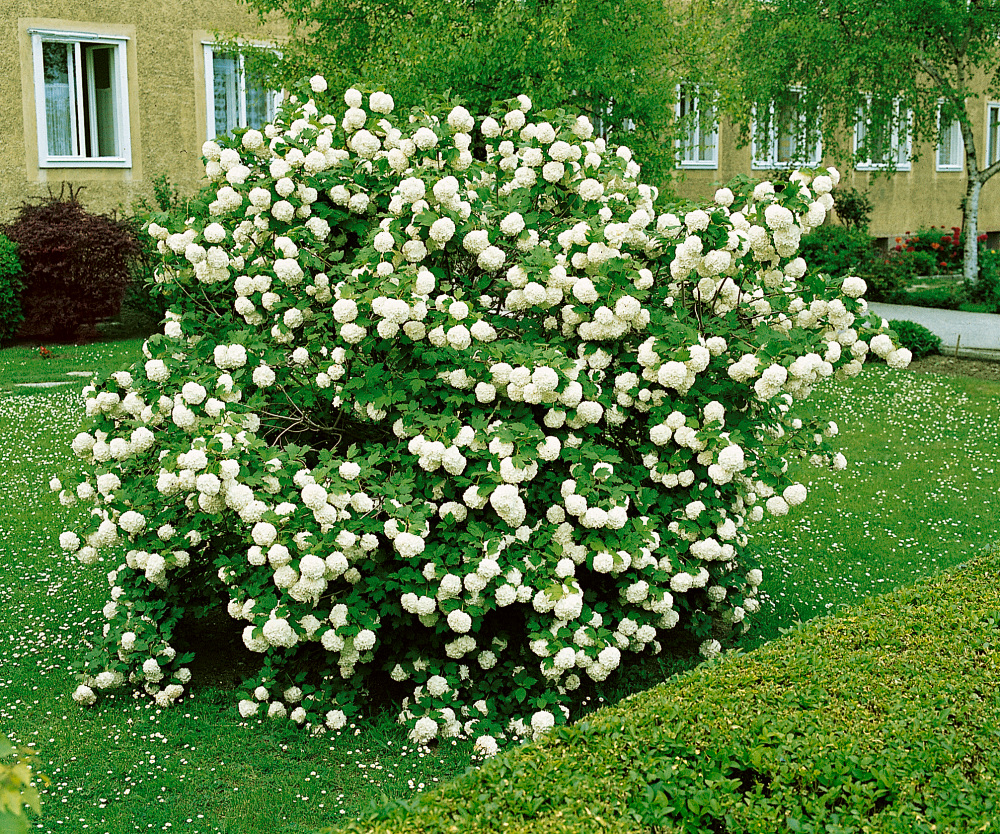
[338,547,1000,834]
[3,187,143,341]
[101,230,170,339]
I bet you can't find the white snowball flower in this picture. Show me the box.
[447,609,473,633]
[886,347,912,369]
[73,684,97,705]
[841,275,867,298]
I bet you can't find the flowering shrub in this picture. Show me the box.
[893,226,986,276]
[55,78,907,749]
[966,246,1000,313]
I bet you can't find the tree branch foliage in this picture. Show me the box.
[735,0,1000,169]
[236,0,744,182]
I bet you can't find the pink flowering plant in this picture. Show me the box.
[55,77,909,751]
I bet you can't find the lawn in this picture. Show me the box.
[2,341,998,833]
[0,340,147,393]
[746,364,1000,645]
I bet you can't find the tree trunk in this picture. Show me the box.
[963,176,982,286]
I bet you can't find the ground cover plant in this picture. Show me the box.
[53,79,910,750]
[3,348,998,832]
[334,545,1000,834]
[885,319,941,359]
[743,363,1000,646]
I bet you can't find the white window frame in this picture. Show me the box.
[676,83,718,169]
[854,96,912,171]
[751,87,822,169]
[987,103,1000,167]
[936,103,963,171]
[204,44,281,141]
[30,28,131,168]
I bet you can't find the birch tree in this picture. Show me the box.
[736,0,1000,284]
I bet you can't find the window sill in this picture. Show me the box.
[39,158,132,169]
[751,161,821,170]
[854,163,912,172]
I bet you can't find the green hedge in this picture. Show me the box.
[888,320,941,360]
[0,232,24,343]
[328,548,1000,834]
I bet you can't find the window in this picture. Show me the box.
[204,46,280,140]
[751,88,822,169]
[30,29,131,167]
[588,96,636,143]
[936,105,963,171]
[676,84,717,169]
[988,103,1000,166]
[854,96,911,171]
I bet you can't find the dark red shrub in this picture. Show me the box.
[3,186,143,340]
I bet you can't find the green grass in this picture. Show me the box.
[0,339,146,393]
[1,344,998,833]
[746,364,1000,646]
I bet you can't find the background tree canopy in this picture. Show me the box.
[237,0,743,184]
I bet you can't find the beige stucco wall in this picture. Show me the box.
[2,1,285,220]
[674,101,1000,242]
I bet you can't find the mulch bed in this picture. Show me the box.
[906,354,1000,383]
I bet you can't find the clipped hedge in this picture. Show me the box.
[331,547,1000,834]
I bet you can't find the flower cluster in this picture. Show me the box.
[57,79,906,750]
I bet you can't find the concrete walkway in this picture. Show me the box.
[868,302,1000,361]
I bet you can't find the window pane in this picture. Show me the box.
[754,107,773,162]
[679,88,697,160]
[869,100,892,163]
[896,109,909,166]
[212,52,240,138]
[776,98,797,163]
[85,45,117,157]
[990,108,1000,165]
[42,41,74,156]
[938,122,953,166]
[698,99,716,162]
[245,70,272,130]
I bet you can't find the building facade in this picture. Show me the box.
[3,1,285,218]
